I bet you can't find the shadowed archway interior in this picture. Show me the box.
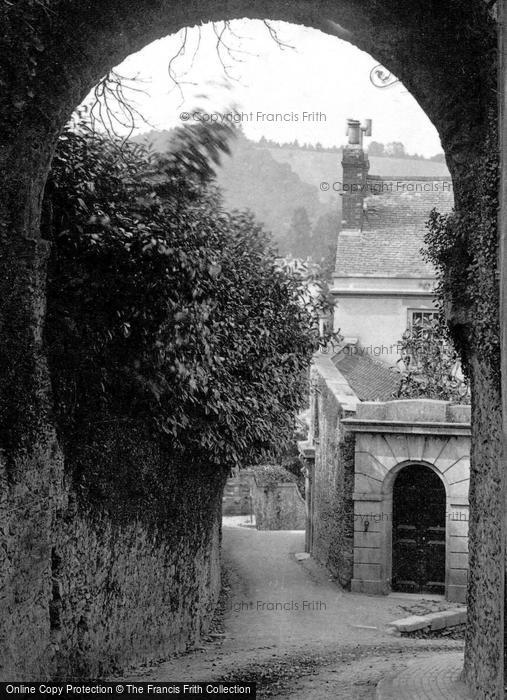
[392,464,446,595]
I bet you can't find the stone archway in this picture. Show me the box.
[0,2,501,695]
[344,401,471,604]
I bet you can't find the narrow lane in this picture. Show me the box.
[220,524,404,653]
[122,522,461,691]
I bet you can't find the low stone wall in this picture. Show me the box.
[222,469,254,515]
[253,482,305,530]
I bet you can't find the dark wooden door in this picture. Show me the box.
[392,465,446,594]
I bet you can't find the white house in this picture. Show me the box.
[331,119,454,367]
[301,123,469,603]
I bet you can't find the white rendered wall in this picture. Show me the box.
[333,293,437,366]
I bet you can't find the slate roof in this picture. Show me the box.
[335,178,454,278]
[332,351,401,402]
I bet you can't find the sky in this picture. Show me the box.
[82,20,444,158]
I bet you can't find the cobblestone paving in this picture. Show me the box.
[376,652,472,699]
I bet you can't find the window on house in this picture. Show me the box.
[408,309,440,335]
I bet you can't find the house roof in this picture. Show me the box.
[331,351,401,402]
[335,178,454,278]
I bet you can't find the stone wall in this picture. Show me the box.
[55,476,225,677]
[252,482,305,530]
[0,427,63,682]
[222,470,254,516]
[308,355,358,587]
[0,424,226,681]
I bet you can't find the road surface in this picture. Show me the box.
[121,520,463,697]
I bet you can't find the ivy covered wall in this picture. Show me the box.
[1,418,227,680]
[51,427,226,679]
[308,358,356,588]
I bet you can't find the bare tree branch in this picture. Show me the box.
[262,20,296,50]
[88,70,153,149]
[84,20,298,145]
[167,28,197,103]
[212,21,240,80]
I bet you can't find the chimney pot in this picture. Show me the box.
[346,119,361,145]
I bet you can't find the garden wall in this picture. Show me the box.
[252,481,305,530]
[222,469,254,515]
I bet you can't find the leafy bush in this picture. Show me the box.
[43,122,329,471]
[422,124,499,378]
[251,464,298,490]
[395,317,469,402]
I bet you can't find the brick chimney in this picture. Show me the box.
[341,119,370,230]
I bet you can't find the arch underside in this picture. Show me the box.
[2,0,497,192]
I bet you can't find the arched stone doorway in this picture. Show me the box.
[392,464,446,595]
[343,400,470,604]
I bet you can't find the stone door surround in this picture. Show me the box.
[342,399,471,603]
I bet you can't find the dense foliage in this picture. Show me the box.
[395,318,469,403]
[251,464,298,490]
[42,122,328,471]
[423,125,499,380]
